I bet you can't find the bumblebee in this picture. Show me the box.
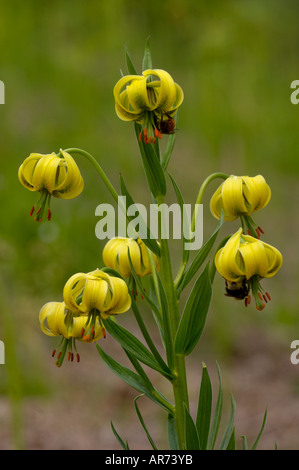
[154,111,176,135]
[224,279,249,300]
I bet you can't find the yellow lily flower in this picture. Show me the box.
[39,301,104,367]
[18,149,84,221]
[102,237,159,279]
[215,228,282,310]
[114,69,184,143]
[63,268,131,324]
[210,175,271,237]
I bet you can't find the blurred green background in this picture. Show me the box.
[0,0,299,450]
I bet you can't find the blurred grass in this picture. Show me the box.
[0,0,299,449]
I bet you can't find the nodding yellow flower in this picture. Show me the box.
[18,149,84,222]
[210,175,271,237]
[39,301,104,367]
[114,69,183,144]
[102,237,159,279]
[63,268,131,326]
[215,228,282,310]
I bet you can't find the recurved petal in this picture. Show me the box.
[215,228,245,282]
[210,186,225,220]
[18,153,44,191]
[30,153,59,192]
[104,276,131,314]
[39,301,69,337]
[238,239,270,279]
[126,76,151,111]
[221,176,248,219]
[82,277,109,312]
[262,242,283,278]
[52,150,84,199]
[242,175,271,214]
[63,272,88,315]
[114,75,146,115]
[143,69,177,111]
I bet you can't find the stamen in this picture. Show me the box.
[68,352,71,361]
[47,209,51,221]
[138,131,142,142]
[256,228,261,239]
[256,303,265,311]
[245,297,248,307]
[263,294,268,303]
[265,292,271,301]
[258,292,263,301]
[90,326,95,340]
[51,349,56,357]
[80,328,85,338]
[30,206,35,216]
[102,327,106,339]
[76,353,80,363]
[154,128,162,139]
[248,229,251,236]
[258,226,265,234]
[247,295,251,305]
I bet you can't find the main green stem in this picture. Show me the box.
[157,195,189,450]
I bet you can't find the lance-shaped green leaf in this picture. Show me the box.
[251,409,267,450]
[134,122,167,198]
[168,414,179,450]
[134,395,158,450]
[177,212,224,296]
[184,405,200,450]
[119,174,160,257]
[207,362,223,450]
[142,36,153,72]
[219,394,236,450]
[96,345,173,413]
[103,317,173,379]
[162,117,177,171]
[125,46,138,75]
[226,428,236,450]
[196,363,212,450]
[174,264,212,356]
[111,421,130,450]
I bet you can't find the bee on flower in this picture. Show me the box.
[113,69,183,144]
[210,175,271,238]
[215,228,283,310]
[18,149,84,222]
